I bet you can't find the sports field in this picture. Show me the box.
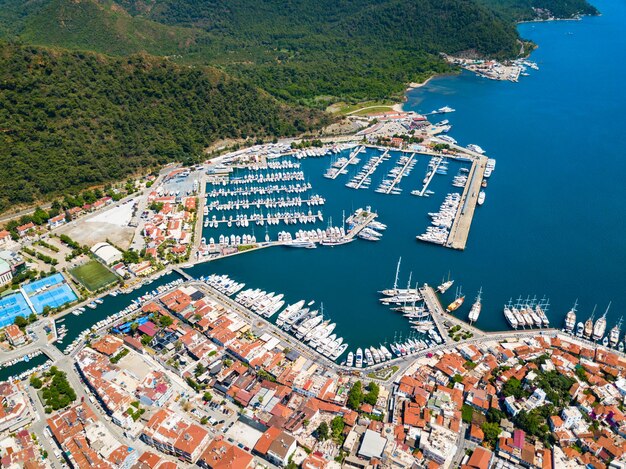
[70,260,118,291]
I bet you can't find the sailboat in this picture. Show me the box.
[564,299,578,333]
[583,305,596,339]
[609,317,622,348]
[468,287,482,324]
[592,302,610,341]
[437,271,454,294]
[380,257,402,296]
[446,286,465,313]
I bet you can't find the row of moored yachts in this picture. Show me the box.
[204,210,323,228]
[502,298,551,329]
[204,194,325,213]
[227,171,305,185]
[207,183,312,198]
[374,154,417,195]
[416,192,461,245]
[203,274,348,361]
[346,151,391,189]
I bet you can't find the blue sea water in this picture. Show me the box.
[192,0,625,354]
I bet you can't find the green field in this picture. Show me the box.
[70,260,118,291]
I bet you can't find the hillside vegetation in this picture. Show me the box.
[0,0,525,104]
[479,0,598,21]
[0,0,598,211]
[0,42,326,211]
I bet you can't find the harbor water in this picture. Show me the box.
[0,352,50,382]
[53,272,181,351]
[188,0,626,350]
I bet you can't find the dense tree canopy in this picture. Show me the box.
[0,42,325,211]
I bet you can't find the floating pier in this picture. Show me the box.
[383,152,416,194]
[446,155,487,250]
[354,149,389,189]
[326,145,364,180]
[415,157,443,197]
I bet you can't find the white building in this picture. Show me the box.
[91,242,123,265]
[0,258,12,286]
[561,406,583,430]
[419,424,458,468]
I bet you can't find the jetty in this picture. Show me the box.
[384,152,416,194]
[446,155,487,249]
[326,145,364,180]
[345,211,378,240]
[415,157,443,197]
[354,149,389,189]
[420,284,487,338]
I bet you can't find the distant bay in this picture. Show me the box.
[188,0,626,351]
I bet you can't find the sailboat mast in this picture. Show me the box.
[393,257,402,290]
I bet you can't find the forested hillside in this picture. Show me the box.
[478,0,598,21]
[0,0,598,211]
[0,0,524,104]
[0,42,326,211]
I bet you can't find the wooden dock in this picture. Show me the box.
[446,155,487,250]
[384,152,415,194]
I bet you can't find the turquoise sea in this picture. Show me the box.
[187,0,626,353]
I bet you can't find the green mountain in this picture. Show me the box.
[0,0,525,104]
[0,0,598,211]
[0,42,326,211]
[478,0,598,21]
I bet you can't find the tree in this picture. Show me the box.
[122,250,140,264]
[30,375,43,389]
[158,315,174,327]
[330,416,345,442]
[481,422,501,447]
[347,381,364,410]
[203,391,213,402]
[487,407,506,424]
[501,378,526,399]
[316,422,329,441]
[462,404,474,423]
[13,315,28,329]
[363,382,380,406]
[194,363,206,376]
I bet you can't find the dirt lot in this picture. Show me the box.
[56,202,137,249]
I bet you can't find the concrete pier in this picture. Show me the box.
[421,284,487,338]
[354,149,389,189]
[446,155,487,250]
[326,145,364,180]
[345,211,378,239]
[384,152,415,194]
[415,156,443,197]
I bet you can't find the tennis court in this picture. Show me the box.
[0,292,31,328]
[29,284,77,314]
[22,273,66,296]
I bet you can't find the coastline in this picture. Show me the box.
[392,76,437,112]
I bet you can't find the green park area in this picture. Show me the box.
[69,260,118,291]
